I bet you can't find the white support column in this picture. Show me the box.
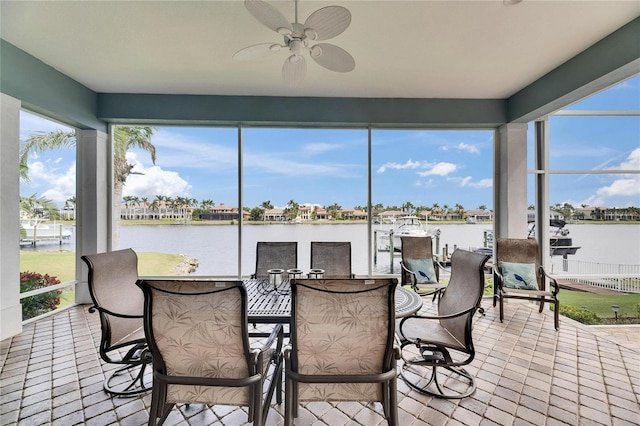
[0,94,23,340]
[494,123,529,240]
[535,119,551,269]
[75,129,110,304]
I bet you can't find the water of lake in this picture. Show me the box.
[25,223,640,276]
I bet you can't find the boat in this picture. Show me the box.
[20,220,72,244]
[376,215,441,252]
[477,219,580,257]
[529,219,581,256]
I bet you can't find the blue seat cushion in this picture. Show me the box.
[500,261,538,290]
[404,258,437,284]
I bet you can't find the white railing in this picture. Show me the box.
[550,259,640,293]
[20,280,78,324]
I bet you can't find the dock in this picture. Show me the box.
[556,279,623,295]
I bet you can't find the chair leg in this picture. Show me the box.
[499,296,504,323]
[401,363,476,399]
[388,379,399,426]
[538,297,545,313]
[254,381,264,426]
[262,353,283,424]
[554,300,560,330]
[284,374,293,426]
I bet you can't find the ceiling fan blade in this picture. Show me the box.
[309,43,355,73]
[244,0,292,35]
[282,55,306,85]
[304,6,351,41]
[233,43,282,61]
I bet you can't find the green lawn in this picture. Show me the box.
[558,290,640,319]
[20,251,190,310]
[20,251,188,282]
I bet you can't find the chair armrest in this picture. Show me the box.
[434,258,450,276]
[399,305,476,327]
[540,267,560,295]
[494,270,505,291]
[400,261,417,285]
[260,324,284,355]
[393,345,401,360]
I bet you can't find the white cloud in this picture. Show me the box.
[614,148,640,170]
[596,177,640,198]
[584,148,640,205]
[39,162,76,204]
[449,176,492,188]
[441,142,479,154]
[417,162,457,177]
[377,160,422,173]
[122,153,191,198]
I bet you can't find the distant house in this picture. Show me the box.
[465,209,493,222]
[340,209,367,220]
[263,208,286,222]
[527,208,565,222]
[379,210,404,222]
[200,203,242,220]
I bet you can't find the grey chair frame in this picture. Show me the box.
[493,238,560,330]
[252,241,298,279]
[309,241,354,278]
[399,236,446,299]
[81,248,151,397]
[397,249,490,399]
[137,279,284,426]
[284,278,400,426]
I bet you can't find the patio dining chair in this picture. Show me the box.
[81,248,151,396]
[252,241,298,279]
[136,279,284,426]
[396,249,490,399]
[494,238,560,330]
[309,241,354,278]
[284,278,400,426]
[400,236,447,299]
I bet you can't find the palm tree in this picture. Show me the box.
[64,196,77,220]
[21,126,156,246]
[402,201,415,214]
[284,199,299,222]
[326,203,342,221]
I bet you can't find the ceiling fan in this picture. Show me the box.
[233,0,355,85]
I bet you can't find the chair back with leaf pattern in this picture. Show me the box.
[137,279,283,426]
[284,278,399,426]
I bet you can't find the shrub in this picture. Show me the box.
[20,271,62,320]
[558,305,602,325]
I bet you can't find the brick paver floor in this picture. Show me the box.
[1,298,639,425]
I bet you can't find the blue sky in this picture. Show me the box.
[19,75,640,211]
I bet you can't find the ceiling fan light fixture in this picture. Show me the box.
[236,0,355,84]
[310,45,322,58]
[288,54,303,64]
[304,28,318,41]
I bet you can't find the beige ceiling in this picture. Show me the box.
[2,0,639,99]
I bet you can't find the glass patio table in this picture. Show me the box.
[245,278,422,325]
